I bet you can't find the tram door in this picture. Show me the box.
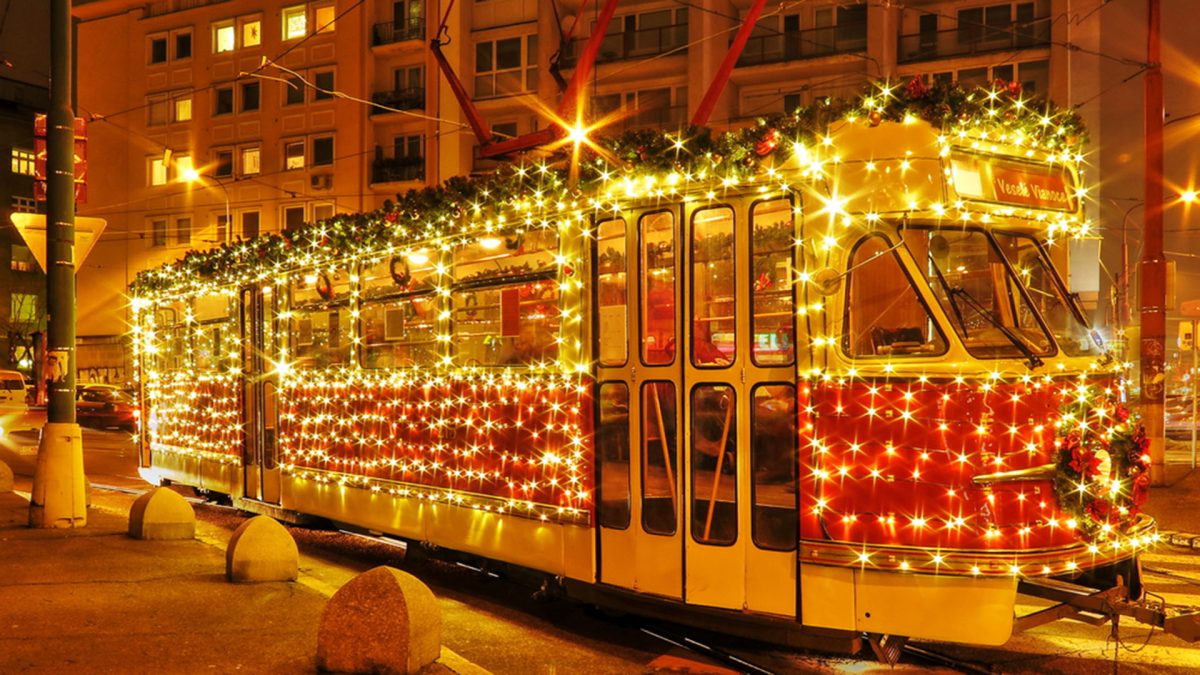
[239,285,281,504]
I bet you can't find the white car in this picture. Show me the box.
[0,370,27,408]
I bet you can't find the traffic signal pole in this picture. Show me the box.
[1140,0,1166,486]
[30,0,85,528]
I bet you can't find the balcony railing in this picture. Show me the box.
[736,25,867,67]
[144,0,228,18]
[373,18,425,46]
[372,154,425,184]
[898,17,1051,64]
[371,88,424,114]
[560,22,688,67]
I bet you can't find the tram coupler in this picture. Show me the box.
[1017,577,1200,641]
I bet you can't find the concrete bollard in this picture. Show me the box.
[317,566,442,674]
[0,460,12,492]
[128,487,195,540]
[226,515,298,582]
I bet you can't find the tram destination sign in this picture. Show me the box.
[950,151,1076,212]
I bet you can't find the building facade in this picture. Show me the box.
[73,0,1080,347]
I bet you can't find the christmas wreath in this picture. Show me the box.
[1052,389,1151,537]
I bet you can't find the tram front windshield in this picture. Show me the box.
[901,226,1062,360]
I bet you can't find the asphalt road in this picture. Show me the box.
[2,422,1200,673]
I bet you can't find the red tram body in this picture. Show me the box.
[132,85,1154,648]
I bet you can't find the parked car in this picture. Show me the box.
[0,370,26,408]
[75,384,138,432]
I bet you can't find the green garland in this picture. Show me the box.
[130,78,1085,297]
[1053,389,1151,537]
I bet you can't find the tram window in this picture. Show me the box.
[901,228,1053,359]
[596,218,628,366]
[691,384,737,545]
[640,211,676,365]
[843,235,946,358]
[194,320,236,372]
[361,295,438,368]
[453,228,558,284]
[451,280,560,366]
[597,382,631,529]
[289,306,352,368]
[751,384,797,551]
[691,207,735,368]
[641,381,678,536]
[360,250,436,298]
[751,200,796,366]
[993,232,1092,356]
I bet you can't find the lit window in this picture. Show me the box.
[315,5,336,32]
[214,23,235,53]
[11,293,38,323]
[241,147,261,175]
[174,96,192,122]
[150,157,167,186]
[242,19,261,47]
[175,155,193,182]
[283,6,307,40]
[11,148,35,176]
[285,141,305,170]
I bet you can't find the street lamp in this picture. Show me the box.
[183,167,232,243]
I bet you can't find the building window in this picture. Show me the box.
[175,155,193,182]
[312,203,334,221]
[11,148,35,176]
[241,147,261,175]
[215,213,230,243]
[241,81,260,111]
[242,211,260,239]
[285,76,305,105]
[214,87,234,115]
[474,35,537,98]
[149,36,168,64]
[174,31,192,59]
[214,149,234,177]
[10,245,35,272]
[175,217,191,245]
[151,218,168,247]
[10,293,38,324]
[313,136,334,166]
[11,196,36,214]
[395,134,422,160]
[242,18,262,47]
[148,94,169,126]
[283,205,306,232]
[285,141,305,170]
[313,71,334,100]
[315,4,336,33]
[283,6,307,40]
[174,96,192,122]
[214,22,235,53]
[150,157,168,186]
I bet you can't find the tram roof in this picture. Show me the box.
[131,80,1092,299]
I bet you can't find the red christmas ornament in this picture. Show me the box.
[754,129,781,157]
[905,76,930,99]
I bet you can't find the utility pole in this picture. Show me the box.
[1140,0,1166,486]
[30,0,85,527]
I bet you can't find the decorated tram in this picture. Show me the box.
[130,81,1163,649]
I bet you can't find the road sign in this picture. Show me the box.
[8,213,106,273]
[1181,320,1194,350]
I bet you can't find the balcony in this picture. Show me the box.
[736,25,867,67]
[371,87,424,115]
[373,18,424,46]
[898,17,1051,64]
[560,22,688,67]
[372,152,425,184]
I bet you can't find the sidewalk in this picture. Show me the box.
[0,489,476,674]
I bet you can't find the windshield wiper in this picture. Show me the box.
[947,286,1044,369]
[925,254,971,337]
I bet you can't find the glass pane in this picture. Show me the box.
[289,307,352,368]
[598,382,631,529]
[843,235,946,357]
[454,228,557,283]
[691,384,736,545]
[994,232,1093,356]
[752,384,797,550]
[361,295,437,367]
[691,207,735,367]
[597,218,627,366]
[215,25,235,52]
[751,200,795,366]
[642,381,677,535]
[361,250,436,297]
[902,228,1053,359]
[452,281,559,366]
[475,42,493,73]
[640,211,675,365]
[243,20,261,47]
[194,320,236,372]
[496,37,521,70]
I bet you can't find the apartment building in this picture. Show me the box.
[72,0,1077,355]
